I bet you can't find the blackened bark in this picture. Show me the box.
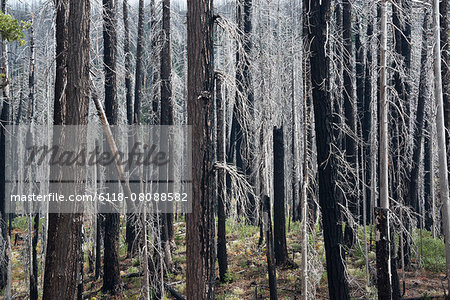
[102,0,122,294]
[342,0,356,248]
[43,0,90,298]
[263,195,278,300]
[216,74,228,282]
[95,213,103,280]
[123,0,133,125]
[376,208,392,299]
[30,213,38,300]
[127,0,145,256]
[424,120,433,231]
[408,12,429,228]
[134,0,144,125]
[186,0,215,298]
[159,0,174,272]
[363,16,373,224]
[273,126,288,266]
[305,0,350,298]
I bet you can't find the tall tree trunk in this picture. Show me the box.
[342,0,357,248]
[305,0,350,298]
[186,0,215,298]
[123,0,133,125]
[376,1,392,298]
[127,0,145,257]
[432,0,450,289]
[43,0,90,298]
[159,0,174,273]
[424,119,434,233]
[363,13,373,225]
[216,73,228,283]
[0,0,10,290]
[440,0,449,167]
[273,126,288,266]
[408,10,429,235]
[102,0,122,294]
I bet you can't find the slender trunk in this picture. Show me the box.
[0,0,10,290]
[376,1,392,298]
[123,0,133,125]
[160,0,174,273]
[273,126,288,266]
[263,195,277,300]
[433,0,450,289]
[342,0,356,248]
[216,74,228,282]
[424,120,434,232]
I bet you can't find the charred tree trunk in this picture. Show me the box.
[102,0,122,294]
[273,126,289,266]
[408,11,429,234]
[123,0,133,125]
[342,0,357,248]
[43,0,90,298]
[159,0,174,273]
[305,0,350,298]
[186,0,215,298]
[263,195,277,300]
[424,120,434,232]
[216,74,228,283]
[127,0,145,257]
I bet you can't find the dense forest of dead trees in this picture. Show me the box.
[0,0,448,299]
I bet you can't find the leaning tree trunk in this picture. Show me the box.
[186,0,216,298]
[305,0,350,298]
[43,0,90,298]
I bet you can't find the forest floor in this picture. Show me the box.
[6,216,449,299]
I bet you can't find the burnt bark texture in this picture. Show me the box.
[305,0,351,298]
[216,74,228,282]
[273,126,288,266]
[43,0,90,298]
[342,0,357,248]
[102,0,122,294]
[263,195,278,300]
[186,0,216,298]
[159,0,174,273]
[376,208,392,299]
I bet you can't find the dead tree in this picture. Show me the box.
[186,0,216,298]
[305,0,350,298]
[263,195,277,300]
[102,0,122,294]
[273,126,289,266]
[216,73,228,283]
[43,0,90,298]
